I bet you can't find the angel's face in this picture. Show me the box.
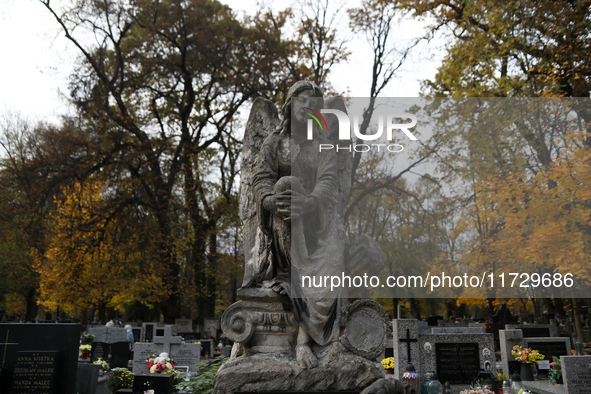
[293,89,320,124]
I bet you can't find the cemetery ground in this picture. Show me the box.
[0,301,589,394]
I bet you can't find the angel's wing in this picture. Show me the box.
[240,97,279,288]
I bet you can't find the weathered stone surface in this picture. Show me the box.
[213,342,384,394]
[340,299,390,359]
[561,355,591,394]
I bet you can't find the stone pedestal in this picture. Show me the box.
[221,287,298,356]
[215,290,388,394]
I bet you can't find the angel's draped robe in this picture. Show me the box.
[252,129,346,346]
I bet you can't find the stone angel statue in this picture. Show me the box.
[215,81,395,394]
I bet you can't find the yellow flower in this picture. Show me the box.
[381,357,395,370]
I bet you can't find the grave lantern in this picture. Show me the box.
[420,371,443,394]
[402,363,420,392]
[472,371,499,393]
[511,372,523,393]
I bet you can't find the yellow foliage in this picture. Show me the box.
[36,177,163,313]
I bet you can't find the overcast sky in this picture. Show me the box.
[0,0,444,125]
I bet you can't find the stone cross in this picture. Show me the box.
[400,328,418,363]
[153,325,182,354]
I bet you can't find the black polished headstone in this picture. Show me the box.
[527,341,569,361]
[90,342,110,363]
[132,328,141,344]
[144,324,154,343]
[521,327,550,337]
[155,328,165,337]
[0,323,81,394]
[75,363,101,394]
[11,350,60,393]
[436,342,481,384]
[110,341,130,369]
[133,373,173,394]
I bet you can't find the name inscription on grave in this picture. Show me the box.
[527,341,568,360]
[11,350,59,394]
[436,343,480,384]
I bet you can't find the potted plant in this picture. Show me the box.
[94,357,109,376]
[549,356,563,384]
[79,344,92,359]
[511,345,544,381]
[105,367,134,393]
[80,333,95,345]
[380,357,395,375]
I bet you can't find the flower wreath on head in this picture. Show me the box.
[146,352,175,373]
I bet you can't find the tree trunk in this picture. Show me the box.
[24,288,38,322]
[98,302,106,325]
[573,298,585,343]
[157,207,180,324]
[392,298,399,319]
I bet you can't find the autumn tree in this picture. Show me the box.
[38,0,311,322]
[37,177,162,323]
[399,0,591,328]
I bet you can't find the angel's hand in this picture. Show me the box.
[263,191,292,219]
[289,191,316,220]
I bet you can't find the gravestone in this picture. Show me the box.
[88,326,127,343]
[0,323,81,394]
[170,344,201,369]
[175,318,192,334]
[499,329,570,376]
[418,327,495,392]
[506,324,556,338]
[203,318,220,339]
[200,339,214,359]
[106,327,127,343]
[391,319,420,379]
[75,362,101,394]
[90,342,110,363]
[11,350,60,393]
[435,343,481,384]
[110,341,130,368]
[391,320,494,392]
[132,325,200,374]
[562,355,591,394]
[499,329,523,375]
[88,326,108,342]
[524,337,570,377]
[155,327,165,337]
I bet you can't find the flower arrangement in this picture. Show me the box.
[80,333,95,345]
[79,344,92,358]
[380,357,395,370]
[94,357,109,372]
[105,368,134,391]
[511,345,544,365]
[459,386,494,394]
[549,356,562,383]
[147,352,176,374]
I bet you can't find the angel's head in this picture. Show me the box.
[279,81,323,133]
